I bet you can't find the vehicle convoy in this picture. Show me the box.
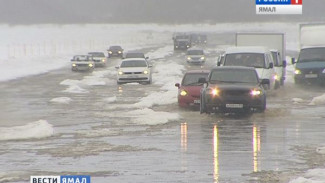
[190,33,207,46]
[292,23,325,85]
[172,33,191,50]
[219,46,278,90]
[70,55,95,72]
[116,58,152,84]
[235,32,287,86]
[175,70,209,108]
[199,66,268,114]
[107,45,124,58]
[186,48,206,64]
[88,52,107,67]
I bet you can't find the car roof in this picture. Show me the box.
[185,70,210,74]
[212,66,256,71]
[121,58,147,62]
[301,46,325,49]
[225,46,270,54]
[109,45,122,48]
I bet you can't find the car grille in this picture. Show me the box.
[300,68,322,74]
[221,89,250,97]
[119,78,148,81]
[124,72,143,74]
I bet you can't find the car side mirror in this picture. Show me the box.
[198,78,207,84]
[175,83,180,88]
[282,60,287,68]
[260,79,270,85]
[291,58,296,64]
[148,64,153,68]
[217,62,221,66]
[115,66,120,69]
[269,62,274,69]
[145,57,149,60]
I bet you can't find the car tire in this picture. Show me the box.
[274,81,280,89]
[257,96,266,113]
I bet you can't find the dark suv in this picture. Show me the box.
[107,45,123,58]
[200,66,268,114]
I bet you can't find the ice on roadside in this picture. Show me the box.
[127,108,181,125]
[62,85,89,93]
[0,120,54,141]
[104,96,117,103]
[292,98,304,104]
[309,94,325,106]
[289,169,325,183]
[50,97,72,104]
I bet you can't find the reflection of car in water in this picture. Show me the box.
[107,45,124,58]
[200,66,268,114]
[116,58,152,84]
[71,55,95,72]
[175,70,209,108]
[88,52,107,67]
[186,48,206,64]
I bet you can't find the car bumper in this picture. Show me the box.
[178,95,200,107]
[205,95,265,112]
[72,65,94,71]
[94,61,106,67]
[117,74,151,83]
[294,73,325,83]
[109,52,123,57]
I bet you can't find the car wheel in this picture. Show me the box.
[257,96,266,113]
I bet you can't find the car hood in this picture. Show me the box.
[119,67,148,72]
[208,83,259,90]
[296,61,325,69]
[180,85,203,95]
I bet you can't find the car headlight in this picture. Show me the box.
[89,63,93,67]
[187,45,190,48]
[180,90,187,96]
[118,71,124,75]
[109,51,113,54]
[200,56,205,60]
[294,69,301,75]
[250,89,262,96]
[72,63,76,67]
[118,51,122,54]
[102,59,106,62]
[208,88,219,97]
[187,57,191,60]
[143,70,149,74]
[273,74,279,80]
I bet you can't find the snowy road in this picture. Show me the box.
[1,24,325,183]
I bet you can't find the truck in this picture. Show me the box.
[173,33,191,50]
[292,23,325,85]
[235,32,287,86]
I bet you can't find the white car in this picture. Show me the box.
[220,46,278,90]
[186,48,206,64]
[71,55,95,72]
[116,58,152,84]
[88,52,107,67]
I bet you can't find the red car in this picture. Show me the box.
[175,70,210,107]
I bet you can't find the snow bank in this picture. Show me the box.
[290,169,325,183]
[104,96,117,103]
[50,97,72,104]
[127,108,181,125]
[309,94,325,106]
[0,120,54,141]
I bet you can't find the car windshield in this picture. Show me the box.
[125,53,145,58]
[72,55,90,61]
[182,73,209,86]
[88,52,105,57]
[121,60,147,67]
[110,46,122,50]
[187,50,204,55]
[175,35,190,39]
[224,53,265,68]
[210,69,258,84]
[298,47,325,62]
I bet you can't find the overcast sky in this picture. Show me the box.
[0,0,323,24]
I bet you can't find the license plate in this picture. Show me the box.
[194,100,200,104]
[305,74,318,78]
[226,104,243,108]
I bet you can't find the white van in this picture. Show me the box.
[218,46,279,90]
